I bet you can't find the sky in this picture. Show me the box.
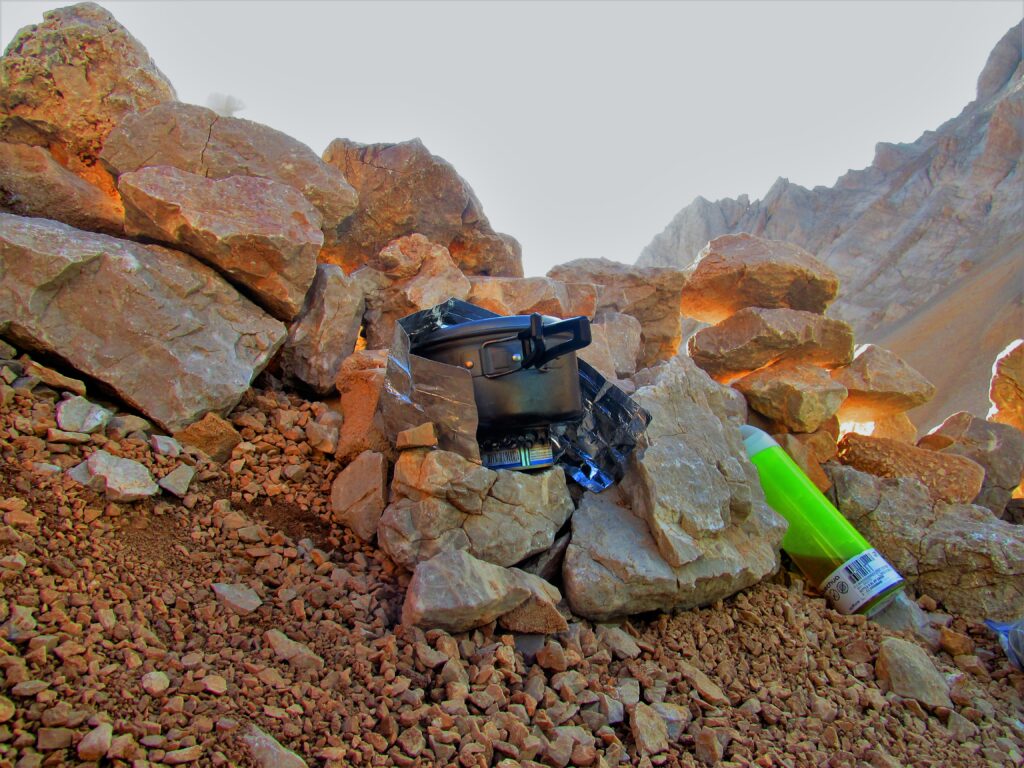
[1,1,1020,276]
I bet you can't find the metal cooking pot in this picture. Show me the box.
[410,312,592,431]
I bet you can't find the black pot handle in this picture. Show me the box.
[519,314,591,369]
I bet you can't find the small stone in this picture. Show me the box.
[630,702,669,756]
[174,413,242,463]
[241,723,308,768]
[77,722,113,761]
[694,728,724,765]
[204,675,228,695]
[396,422,438,450]
[595,625,642,659]
[37,727,75,750]
[149,435,182,456]
[159,464,196,498]
[141,670,170,696]
[212,583,263,615]
[263,629,324,670]
[536,640,568,672]
[163,745,204,764]
[55,396,111,433]
[875,637,952,708]
[0,695,13,722]
[678,661,730,706]
[939,627,975,658]
[67,450,159,501]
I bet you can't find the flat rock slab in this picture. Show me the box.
[681,233,839,323]
[321,137,521,277]
[0,142,123,234]
[0,3,175,162]
[837,432,985,504]
[119,165,323,320]
[330,450,387,542]
[101,101,356,233]
[212,583,263,615]
[548,258,688,368]
[401,549,531,633]
[829,464,1024,622]
[832,344,935,421]
[734,362,848,433]
[0,214,285,432]
[56,396,112,434]
[279,264,365,396]
[241,724,308,768]
[68,450,158,502]
[688,307,854,383]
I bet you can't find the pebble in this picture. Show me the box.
[77,722,114,761]
[141,670,171,696]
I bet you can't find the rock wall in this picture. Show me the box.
[638,22,1024,430]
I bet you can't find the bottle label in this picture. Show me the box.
[819,549,903,614]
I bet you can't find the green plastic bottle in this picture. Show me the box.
[740,425,904,615]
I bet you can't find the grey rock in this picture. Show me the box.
[828,463,1024,622]
[594,311,643,378]
[651,702,692,741]
[106,414,153,440]
[56,396,112,434]
[149,435,182,457]
[401,549,531,633]
[0,214,286,432]
[380,448,573,569]
[212,583,263,615]
[631,703,669,756]
[158,464,195,498]
[280,264,365,396]
[595,624,642,659]
[67,450,158,502]
[241,724,308,768]
[263,629,323,670]
[876,637,952,708]
[870,591,941,650]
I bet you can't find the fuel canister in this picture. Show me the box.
[741,425,905,616]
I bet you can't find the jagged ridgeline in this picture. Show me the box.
[639,21,1024,431]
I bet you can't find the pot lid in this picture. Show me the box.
[412,314,562,350]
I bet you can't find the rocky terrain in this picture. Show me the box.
[638,22,1024,431]
[0,4,1022,768]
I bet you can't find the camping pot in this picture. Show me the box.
[410,313,592,431]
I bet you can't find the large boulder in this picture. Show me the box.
[320,138,522,276]
[278,265,365,396]
[688,307,855,383]
[837,432,986,505]
[334,350,390,462]
[0,142,123,234]
[828,464,1024,622]
[918,411,1024,518]
[988,338,1024,432]
[563,356,786,620]
[354,234,471,349]
[119,166,322,320]
[0,214,285,432]
[0,3,175,164]
[733,362,848,433]
[680,233,839,323]
[831,344,936,421]
[547,259,688,368]
[101,102,357,235]
[378,448,574,569]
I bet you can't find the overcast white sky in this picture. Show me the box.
[2,1,1020,276]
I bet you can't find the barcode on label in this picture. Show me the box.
[483,449,523,469]
[843,551,876,585]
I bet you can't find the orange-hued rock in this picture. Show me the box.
[547,259,688,368]
[988,339,1024,432]
[0,142,123,234]
[101,102,356,235]
[0,3,175,163]
[832,344,936,421]
[335,350,390,462]
[468,276,597,319]
[681,234,839,323]
[842,412,918,444]
[354,235,471,349]
[792,428,838,464]
[320,138,521,277]
[497,572,568,635]
[733,362,847,433]
[688,308,854,383]
[173,413,242,464]
[119,166,323,321]
[836,433,985,504]
[775,433,831,492]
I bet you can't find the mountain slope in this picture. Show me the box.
[640,22,1023,430]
